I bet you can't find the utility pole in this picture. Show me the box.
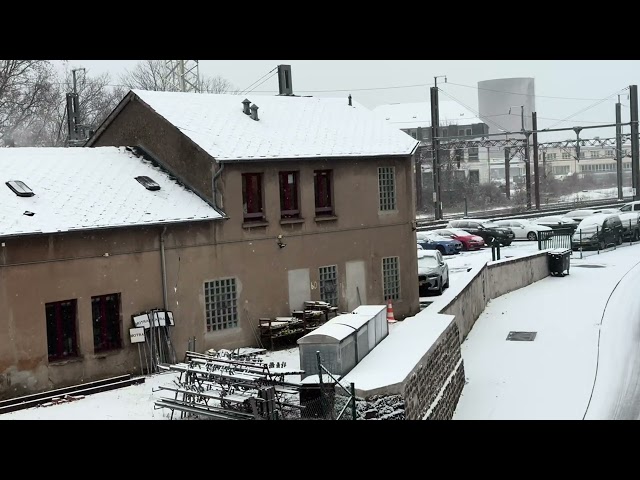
[430,75,446,220]
[630,85,639,201]
[532,112,540,209]
[504,147,511,199]
[616,96,623,200]
[430,86,442,220]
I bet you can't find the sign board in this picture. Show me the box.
[132,313,150,329]
[432,192,437,202]
[132,311,175,329]
[633,188,637,196]
[129,327,146,344]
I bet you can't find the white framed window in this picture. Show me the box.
[382,257,400,301]
[606,150,614,157]
[204,278,238,332]
[561,152,571,159]
[319,265,338,307]
[378,167,396,211]
[590,151,600,158]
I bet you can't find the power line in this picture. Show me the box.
[445,81,610,101]
[244,71,278,95]
[547,88,629,129]
[238,67,278,96]
[437,87,511,133]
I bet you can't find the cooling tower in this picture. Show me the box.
[477,78,535,135]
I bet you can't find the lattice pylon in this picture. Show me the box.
[164,60,200,93]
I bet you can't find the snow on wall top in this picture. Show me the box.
[341,312,454,396]
[132,90,418,161]
[373,101,484,129]
[0,146,222,238]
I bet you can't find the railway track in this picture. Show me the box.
[0,374,145,415]
[416,197,631,231]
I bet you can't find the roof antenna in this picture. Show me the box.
[348,94,352,106]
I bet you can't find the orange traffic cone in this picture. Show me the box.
[386,299,397,323]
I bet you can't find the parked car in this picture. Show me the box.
[618,211,640,241]
[619,200,640,213]
[571,213,624,250]
[431,228,485,251]
[493,219,553,241]
[416,232,462,255]
[531,215,579,234]
[417,249,449,296]
[564,209,602,222]
[446,219,515,246]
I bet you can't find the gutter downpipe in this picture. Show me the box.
[160,226,168,311]
[212,163,225,209]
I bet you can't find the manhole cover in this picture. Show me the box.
[506,331,537,341]
[573,264,606,268]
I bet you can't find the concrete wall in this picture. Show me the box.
[402,321,464,420]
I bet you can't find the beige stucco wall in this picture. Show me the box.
[0,95,420,399]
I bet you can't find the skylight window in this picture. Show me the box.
[6,180,34,197]
[135,176,160,191]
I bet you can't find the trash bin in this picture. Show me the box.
[548,248,571,277]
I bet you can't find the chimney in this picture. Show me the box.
[250,104,259,121]
[348,94,352,106]
[277,65,293,96]
[242,98,251,115]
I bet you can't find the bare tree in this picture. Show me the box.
[120,60,237,94]
[12,69,125,147]
[0,60,56,145]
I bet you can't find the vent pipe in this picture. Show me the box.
[242,98,251,115]
[250,104,259,121]
[348,94,352,106]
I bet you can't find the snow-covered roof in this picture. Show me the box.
[297,323,355,344]
[351,305,386,317]
[0,146,223,238]
[372,101,484,129]
[128,90,418,161]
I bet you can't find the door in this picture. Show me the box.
[510,221,525,239]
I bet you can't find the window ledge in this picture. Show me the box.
[91,349,123,359]
[242,221,269,229]
[315,215,338,222]
[48,357,83,366]
[280,218,305,225]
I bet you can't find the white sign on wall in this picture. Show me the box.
[129,327,146,344]
[132,314,150,329]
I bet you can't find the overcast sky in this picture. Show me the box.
[56,60,640,141]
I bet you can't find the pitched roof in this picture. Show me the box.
[0,146,223,238]
[372,101,484,129]
[129,90,418,161]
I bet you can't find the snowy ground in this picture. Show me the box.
[557,186,633,203]
[453,240,640,420]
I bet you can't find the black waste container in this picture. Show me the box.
[548,248,571,277]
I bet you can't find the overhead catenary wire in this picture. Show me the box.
[445,81,612,101]
[547,88,629,129]
[243,71,278,95]
[437,87,512,134]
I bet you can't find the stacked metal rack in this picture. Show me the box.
[154,349,305,420]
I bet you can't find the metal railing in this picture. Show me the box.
[537,229,573,251]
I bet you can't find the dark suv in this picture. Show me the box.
[447,219,515,246]
[571,214,624,250]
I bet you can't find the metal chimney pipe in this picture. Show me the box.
[242,98,251,115]
[348,94,352,106]
[250,104,259,121]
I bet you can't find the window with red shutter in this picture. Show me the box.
[279,171,299,218]
[92,293,122,353]
[314,170,333,216]
[45,299,79,361]
[242,173,264,221]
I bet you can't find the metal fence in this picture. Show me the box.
[537,229,573,251]
[296,352,357,420]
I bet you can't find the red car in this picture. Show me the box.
[431,228,485,251]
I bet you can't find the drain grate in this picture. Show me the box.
[506,331,537,341]
[573,264,606,268]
